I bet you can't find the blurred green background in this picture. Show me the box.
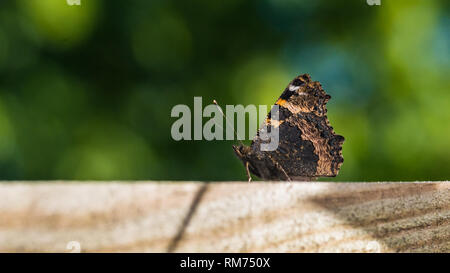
[0,0,448,181]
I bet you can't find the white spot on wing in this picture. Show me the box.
[288,85,300,91]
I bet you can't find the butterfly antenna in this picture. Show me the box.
[213,100,245,146]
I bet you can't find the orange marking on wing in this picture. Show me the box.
[275,98,287,106]
[265,118,284,128]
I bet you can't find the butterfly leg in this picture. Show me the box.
[278,164,292,182]
[268,155,292,182]
[245,161,252,182]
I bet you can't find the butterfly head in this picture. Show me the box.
[232,144,251,160]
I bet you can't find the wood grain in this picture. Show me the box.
[0,181,448,252]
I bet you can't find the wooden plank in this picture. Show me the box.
[0,181,448,253]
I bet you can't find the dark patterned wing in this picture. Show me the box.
[244,74,344,180]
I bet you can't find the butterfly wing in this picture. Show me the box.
[249,74,344,179]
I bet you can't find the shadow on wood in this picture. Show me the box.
[309,183,449,252]
[167,183,208,252]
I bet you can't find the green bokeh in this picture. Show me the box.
[0,0,448,181]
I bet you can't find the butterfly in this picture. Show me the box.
[233,74,344,181]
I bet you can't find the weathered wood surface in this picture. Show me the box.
[0,181,448,253]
